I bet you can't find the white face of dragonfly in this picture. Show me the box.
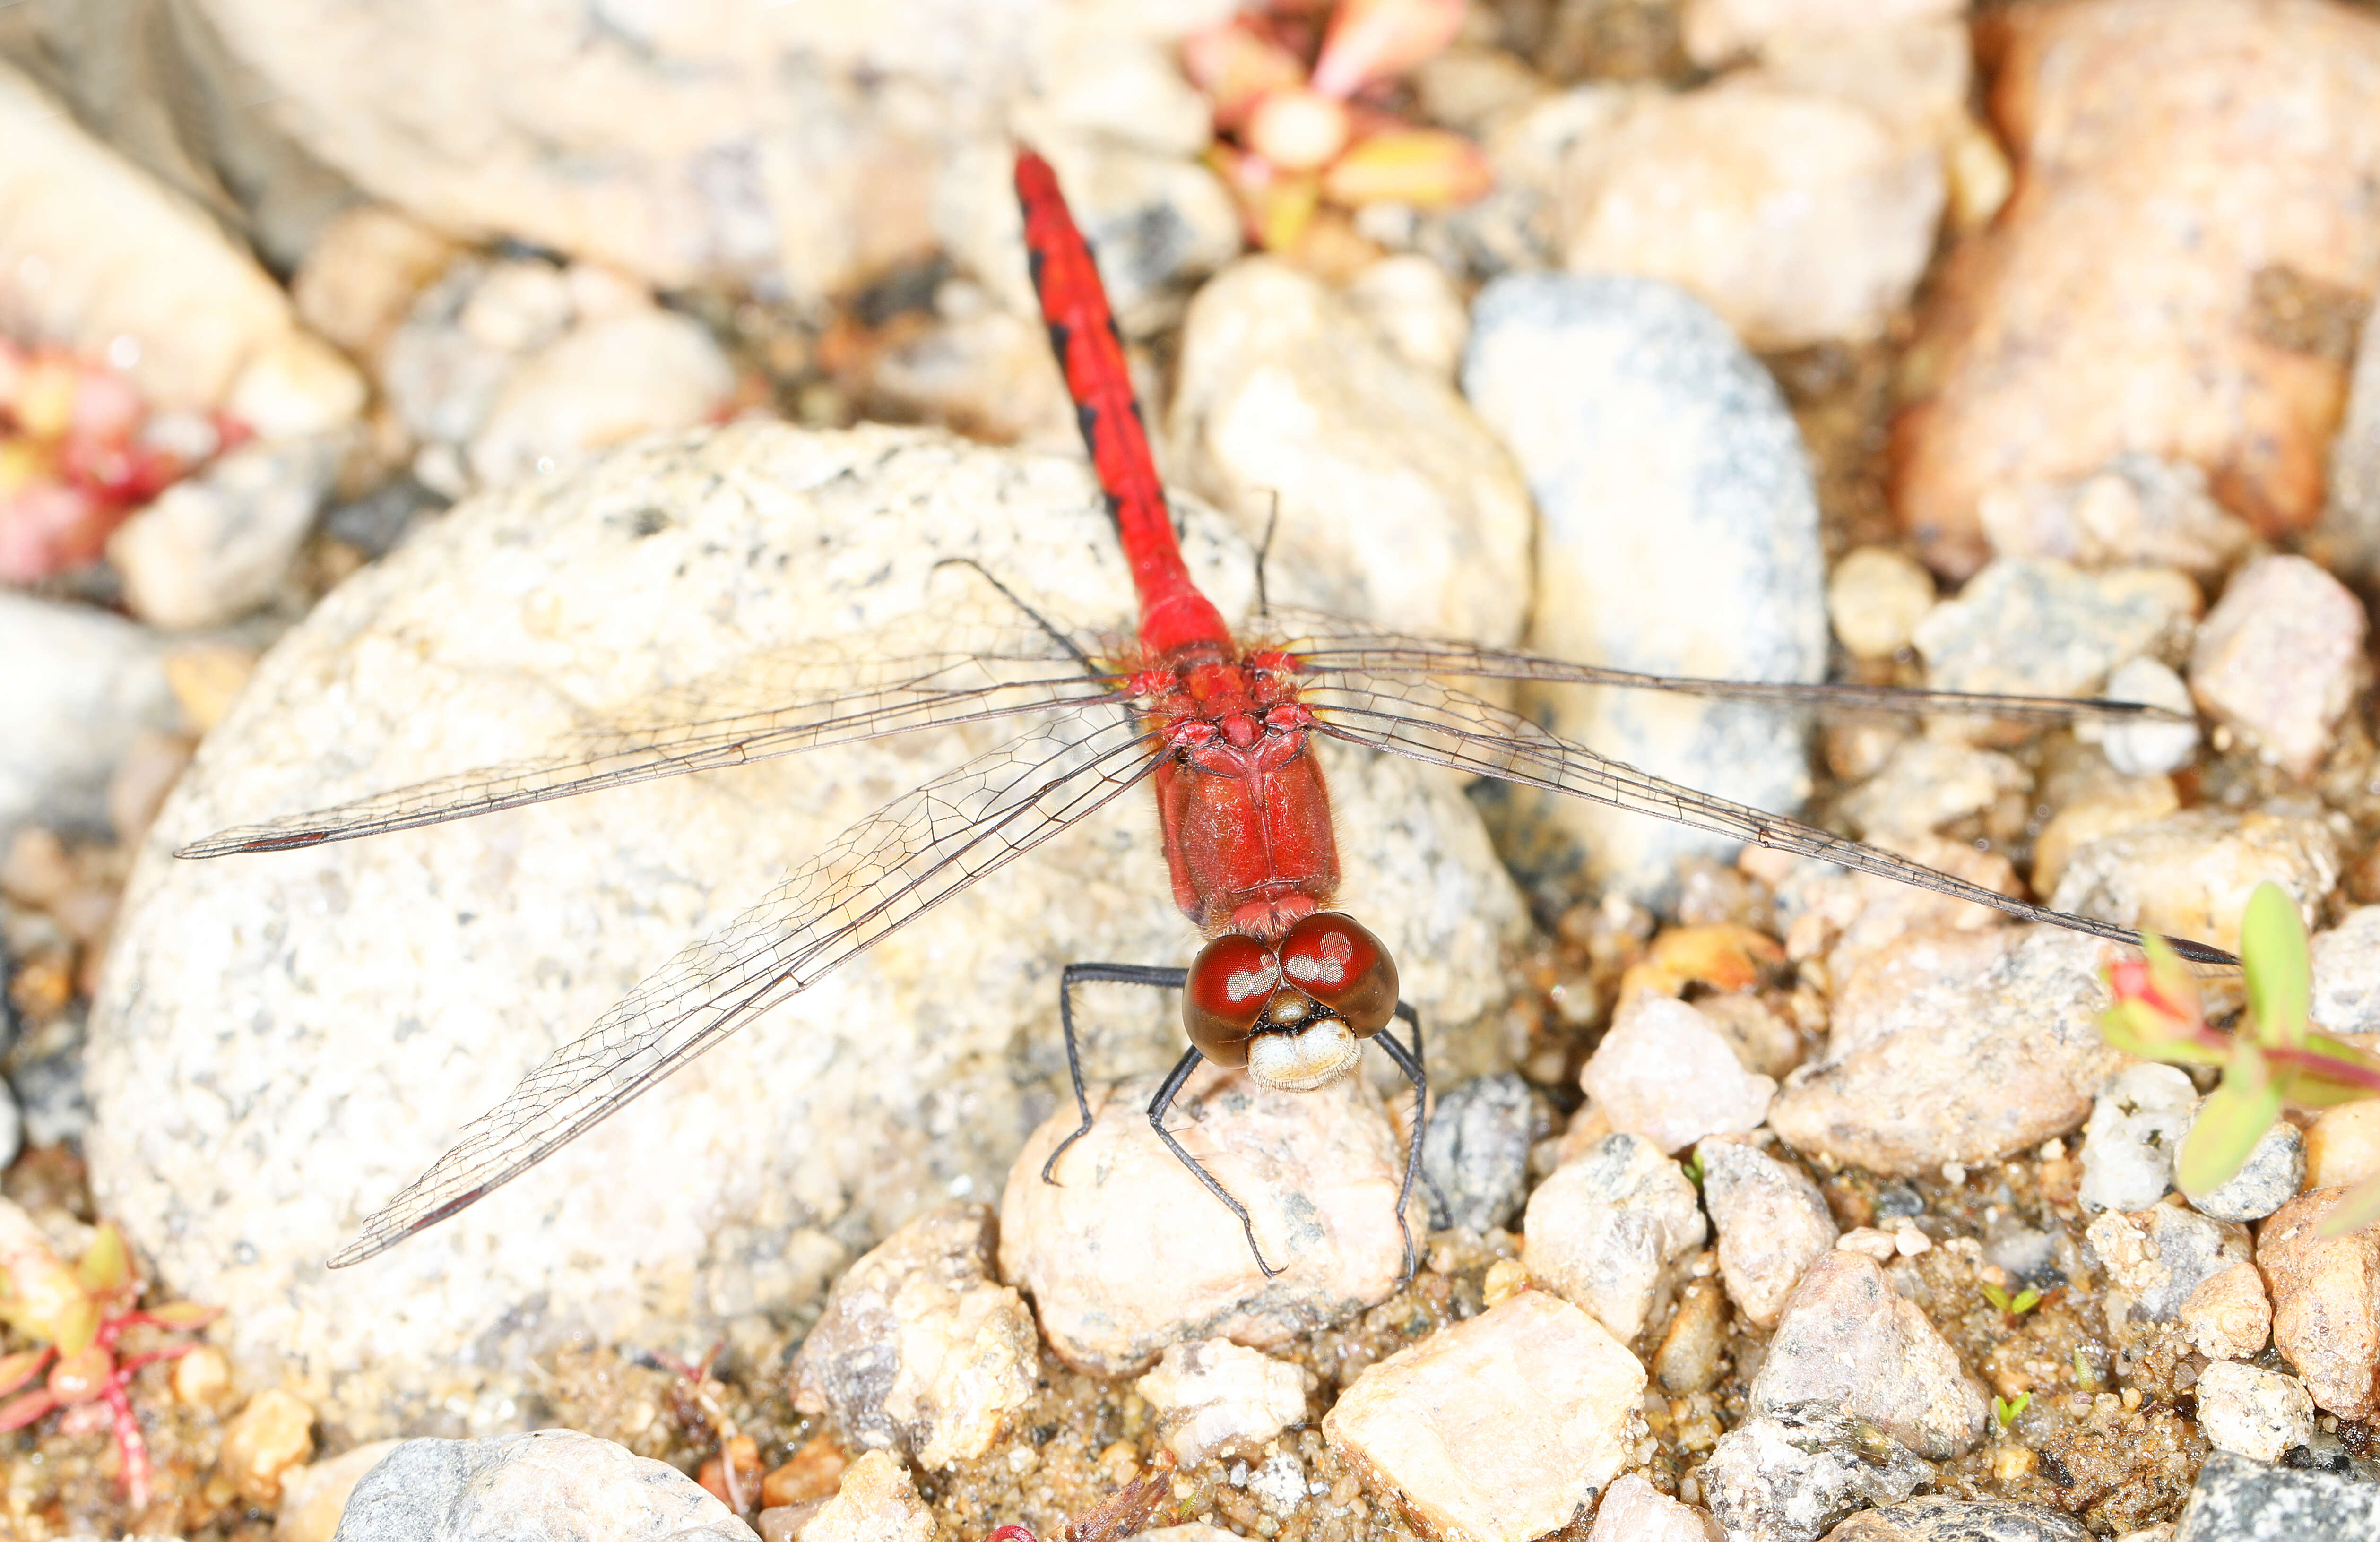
[1181,911,1399,1092]
[1246,1014,1361,1092]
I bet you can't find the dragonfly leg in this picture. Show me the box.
[1371,1003,1429,1286]
[1043,963,1191,1185]
[1148,1044,1281,1278]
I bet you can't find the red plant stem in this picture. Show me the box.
[2164,1022,2380,1097]
[2271,1044,2380,1095]
[102,1379,150,1513]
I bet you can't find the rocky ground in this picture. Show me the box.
[6,0,2380,1540]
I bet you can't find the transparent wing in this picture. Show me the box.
[1305,669,2239,968]
[326,713,1162,1266]
[1269,608,2188,727]
[179,608,1128,858]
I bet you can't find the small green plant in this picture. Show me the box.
[1682,1149,1705,1189]
[1980,1282,2042,1317]
[2072,1347,2096,1390]
[2098,881,2380,1234]
[1993,1391,2032,1430]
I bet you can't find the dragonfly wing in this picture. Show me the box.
[326,713,1160,1266]
[1272,609,2186,727]
[1306,670,2238,967]
[179,608,1125,857]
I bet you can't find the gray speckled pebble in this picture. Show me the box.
[1463,272,1825,908]
[1820,1495,2089,1541]
[2312,906,2380,1035]
[331,1430,754,1542]
[2172,1450,2380,1541]
[1912,559,2193,704]
[1701,1404,1933,1542]
[0,594,179,846]
[2178,1097,2304,1222]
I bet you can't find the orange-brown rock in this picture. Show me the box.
[2257,1188,2380,1417]
[1890,0,2380,577]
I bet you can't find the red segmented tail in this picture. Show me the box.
[1014,148,1232,661]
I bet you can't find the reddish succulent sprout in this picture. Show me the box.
[0,1311,214,1511]
[0,1216,221,1515]
[1184,0,1490,251]
[0,336,234,584]
[649,1340,762,1515]
[987,1527,1042,1542]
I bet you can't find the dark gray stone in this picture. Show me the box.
[331,1429,753,1542]
[1419,1072,1546,1233]
[2172,1450,2380,1541]
[10,1026,87,1149]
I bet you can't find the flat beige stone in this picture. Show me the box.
[1325,1290,1645,1542]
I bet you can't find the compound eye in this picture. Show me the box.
[1277,913,1397,1037]
[1183,934,1280,1067]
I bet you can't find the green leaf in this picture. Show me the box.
[1993,1391,2032,1430]
[1980,1282,2042,1317]
[0,1388,55,1432]
[2072,1347,2096,1390]
[2319,1172,2380,1239]
[2177,1039,2282,1197]
[47,1296,99,1360]
[75,1223,127,1296]
[144,1301,220,1331]
[2242,881,2311,1050]
[0,1348,49,1399]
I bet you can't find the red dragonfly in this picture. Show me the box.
[180,148,2233,1272]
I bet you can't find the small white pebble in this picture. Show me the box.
[2039,1138,2064,1161]
[1942,1161,1968,1185]
[1837,1227,1898,1261]
[1893,1221,1931,1258]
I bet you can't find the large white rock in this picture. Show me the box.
[1166,256,1534,647]
[184,0,1235,305]
[1463,273,1826,908]
[1000,1064,1421,1377]
[0,59,336,412]
[1558,79,1945,350]
[329,1429,752,1542]
[91,422,1527,1434]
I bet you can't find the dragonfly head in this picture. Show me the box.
[1182,913,1399,1093]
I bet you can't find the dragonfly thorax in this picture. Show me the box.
[1181,913,1399,1093]
[1142,645,1343,939]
